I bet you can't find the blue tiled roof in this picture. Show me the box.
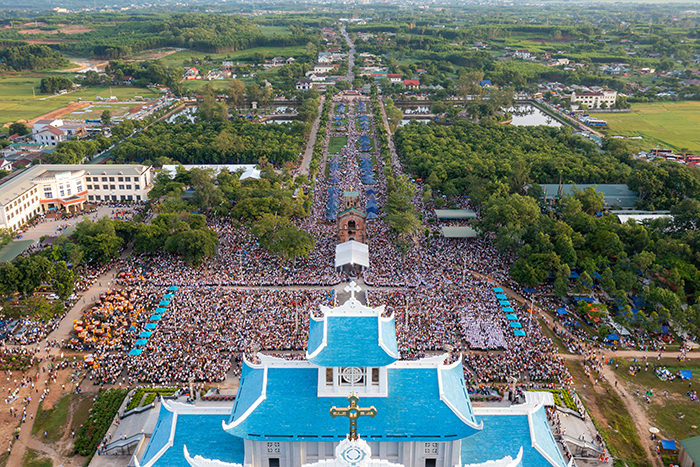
[141,405,174,465]
[306,315,399,367]
[530,405,568,467]
[462,409,567,467]
[225,362,480,442]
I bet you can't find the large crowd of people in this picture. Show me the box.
[59,98,572,389]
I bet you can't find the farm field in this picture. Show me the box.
[0,74,160,125]
[63,102,141,120]
[603,101,700,153]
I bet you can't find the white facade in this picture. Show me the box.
[0,164,153,231]
[571,90,617,108]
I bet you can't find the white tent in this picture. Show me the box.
[335,240,369,269]
[161,164,261,181]
[524,391,555,407]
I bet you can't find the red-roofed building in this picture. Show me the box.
[404,79,420,89]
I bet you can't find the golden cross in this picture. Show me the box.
[330,393,377,440]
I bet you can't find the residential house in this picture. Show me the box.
[514,49,531,59]
[313,64,335,74]
[296,79,312,91]
[387,74,402,84]
[404,79,420,89]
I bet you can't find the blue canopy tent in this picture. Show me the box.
[128,349,143,356]
[492,287,504,293]
[135,339,149,346]
[506,314,519,320]
[660,440,677,451]
[168,286,179,291]
[499,300,511,306]
[574,297,595,302]
[129,325,136,331]
[163,294,174,299]
[158,300,170,306]
[149,315,162,321]
[502,307,514,312]
[680,370,693,380]
[606,333,620,341]
[569,271,580,279]
[144,323,157,330]
[514,330,526,337]
[496,294,507,300]
[556,308,568,316]
[139,331,153,338]
[509,322,523,329]
[523,288,537,294]
[154,307,166,313]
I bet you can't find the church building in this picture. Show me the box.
[337,191,366,244]
[134,283,571,467]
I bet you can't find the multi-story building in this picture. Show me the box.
[571,90,618,109]
[0,164,153,231]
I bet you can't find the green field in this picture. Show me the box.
[603,101,700,153]
[613,357,700,442]
[259,25,291,37]
[158,46,306,68]
[328,136,347,154]
[0,74,160,125]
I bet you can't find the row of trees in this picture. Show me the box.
[39,76,73,94]
[0,44,69,71]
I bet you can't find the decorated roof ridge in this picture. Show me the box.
[438,356,482,431]
[337,207,367,217]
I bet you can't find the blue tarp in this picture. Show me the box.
[158,300,170,306]
[128,348,143,356]
[506,314,519,320]
[168,286,179,291]
[523,288,537,293]
[574,297,595,302]
[509,322,523,328]
[144,323,157,330]
[154,307,166,313]
[496,294,507,299]
[139,331,153,338]
[514,330,526,337]
[163,294,174,299]
[680,370,693,380]
[499,300,511,306]
[606,333,619,341]
[502,307,514,312]
[661,440,676,450]
[149,315,162,321]
[556,308,568,316]
[135,339,148,346]
[492,287,504,292]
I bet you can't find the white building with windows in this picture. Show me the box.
[0,164,153,230]
[570,90,617,109]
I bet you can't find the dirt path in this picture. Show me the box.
[299,96,325,176]
[5,265,121,467]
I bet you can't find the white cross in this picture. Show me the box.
[344,281,361,299]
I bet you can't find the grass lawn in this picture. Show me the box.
[328,136,347,154]
[566,359,650,467]
[33,395,72,442]
[64,102,139,120]
[602,101,700,153]
[612,357,700,441]
[22,449,52,467]
[0,74,160,125]
[158,46,306,67]
[259,25,291,37]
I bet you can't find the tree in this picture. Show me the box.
[476,194,540,252]
[73,218,124,264]
[227,79,246,108]
[8,122,29,136]
[575,271,593,295]
[553,264,571,297]
[51,261,74,301]
[164,228,218,266]
[101,110,112,126]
